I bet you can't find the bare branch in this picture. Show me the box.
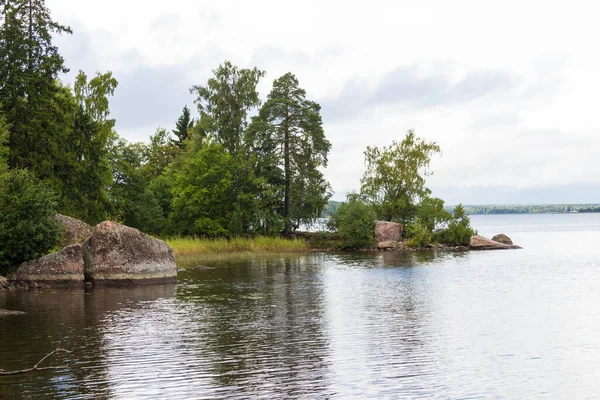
[0,347,72,376]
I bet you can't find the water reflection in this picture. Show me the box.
[3,220,600,399]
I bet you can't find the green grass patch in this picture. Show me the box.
[165,236,310,257]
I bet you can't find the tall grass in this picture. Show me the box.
[165,236,310,257]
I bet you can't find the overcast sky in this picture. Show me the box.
[48,0,600,204]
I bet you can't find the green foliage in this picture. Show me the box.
[327,195,376,249]
[434,204,476,246]
[106,136,166,234]
[0,115,8,175]
[417,197,452,232]
[168,140,235,236]
[0,0,72,171]
[405,222,432,248]
[461,204,600,215]
[191,61,264,154]
[360,129,441,224]
[247,72,331,235]
[0,169,60,273]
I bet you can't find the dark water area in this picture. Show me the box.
[2,214,600,399]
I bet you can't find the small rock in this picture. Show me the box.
[377,241,394,251]
[194,265,215,271]
[491,233,513,245]
[0,309,26,317]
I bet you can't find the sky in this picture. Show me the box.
[47,0,600,204]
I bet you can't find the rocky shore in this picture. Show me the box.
[1,215,176,290]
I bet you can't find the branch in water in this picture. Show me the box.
[0,347,72,376]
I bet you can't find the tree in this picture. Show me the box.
[171,105,194,148]
[0,169,60,273]
[0,115,8,175]
[191,61,264,154]
[247,73,331,236]
[360,129,441,224]
[327,194,377,249]
[417,196,452,232]
[0,0,72,171]
[168,140,235,236]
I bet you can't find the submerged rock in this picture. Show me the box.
[7,244,85,287]
[194,265,215,271]
[374,221,403,242]
[55,214,94,248]
[83,221,177,285]
[469,235,522,250]
[491,233,513,245]
[0,309,25,316]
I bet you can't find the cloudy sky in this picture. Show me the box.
[48,0,600,204]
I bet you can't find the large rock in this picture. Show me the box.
[83,221,177,285]
[491,233,513,245]
[55,214,93,248]
[375,221,403,242]
[469,235,521,250]
[7,244,85,287]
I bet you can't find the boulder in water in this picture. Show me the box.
[469,235,521,250]
[491,233,513,245]
[7,244,85,287]
[83,221,177,285]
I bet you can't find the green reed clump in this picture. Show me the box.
[165,236,310,256]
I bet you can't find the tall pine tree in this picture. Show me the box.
[247,73,331,236]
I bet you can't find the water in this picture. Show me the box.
[2,214,600,399]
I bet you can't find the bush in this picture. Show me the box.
[405,221,432,247]
[434,204,476,246]
[327,196,376,249]
[0,170,61,273]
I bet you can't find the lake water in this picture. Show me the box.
[2,214,600,399]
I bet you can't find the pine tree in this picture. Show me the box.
[171,105,194,148]
[247,73,331,236]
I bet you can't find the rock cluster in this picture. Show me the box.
[469,235,522,250]
[6,217,176,288]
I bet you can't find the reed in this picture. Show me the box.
[165,236,310,257]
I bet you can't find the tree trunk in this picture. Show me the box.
[283,118,291,237]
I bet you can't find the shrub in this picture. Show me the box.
[405,221,432,247]
[327,196,377,249]
[434,204,476,246]
[0,169,61,273]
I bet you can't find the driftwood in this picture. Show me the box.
[0,347,72,376]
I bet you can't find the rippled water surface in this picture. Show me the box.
[2,214,600,399]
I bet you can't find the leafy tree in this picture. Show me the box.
[191,61,264,154]
[106,137,165,234]
[327,195,376,249]
[171,105,194,148]
[417,197,452,232]
[168,140,235,236]
[247,73,331,236]
[0,169,60,273]
[360,129,441,224]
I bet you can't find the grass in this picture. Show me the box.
[165,236,311,257]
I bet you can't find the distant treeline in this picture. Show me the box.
[449,204,600,215]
